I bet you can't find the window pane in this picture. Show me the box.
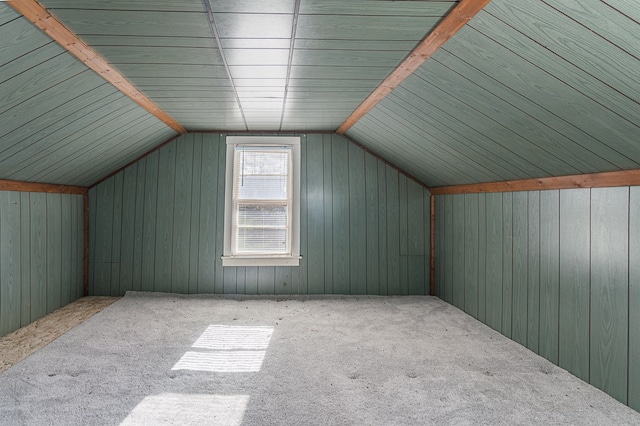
[235,149,289,201]
[236,228,287,253]
[236,175,287,200]
[237,204,287,227]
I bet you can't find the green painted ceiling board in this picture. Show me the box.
[548,0,640,60]
[233,78,287,87]
[0,84,115,164]
[292,49,407,67]
[381,94,532,181]
[416,59,618,174]
[296,15,439,40]
[230,66,287,79]
[224,49,290,66]
[287,79,379,88]
[300,0,457,16]
[92,46,224,65]
[0,3,20,26]
[81,35,216,49]
[43,0,204,12]
[0,92,130,175]
[462,14,640,166]
[49,10,212,38]
[123,77,232,88]
[0,54,89,115]
[604,0,640,23]
[294,39,418,51]
[220,38,292,49]
[0,70,100,138]
[27,115,163,182]
[436,41,637,170]
[214,13,293,39]
[485,0,640,115]
[289,65,391,80]
[369,101,509,183]
[0,18,59,68]
[0,44,64,85]
[468,11,640,129]
[347,121,464,187]
[106,64,229,79]
[391,78,553,178]
[209,0,294,14]
[10,106,152,181]
[143,90,237,99]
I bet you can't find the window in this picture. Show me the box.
[222,136,301,266]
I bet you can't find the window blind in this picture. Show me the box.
[232,146,292,255]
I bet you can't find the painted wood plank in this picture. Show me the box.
[235,267,246,294]
[443,195,454,304]
[451,194,465,309]
[425,189,432,296]
[306,135,325,294]
[408,256,425,296]
[527,191,540,353]
[332,136,350,294]
[19,192,30,327]
[386,166,401,295]
[377,160,388,295]
[296,15,439,41]
[198,135,218,294]
[213,135,226,294]
[275,267,292,295]
[365,152,379,295]
[59,194,71,306]
[223,267,237,294]
[511,192,528,346]
[0,191,21,336]
[477,192,486,322]
[590,187,629,403]
[322,135,333,294]
[407,180,425,256]
[141,151,159,292]
[88,187,97,295]
[464,193,479,318]
[501,192,513,338]
[435,196,444,299]
[29,193,47,321]
[298,135,308,295]
[93,179,113,296]
[188,134,203,294]
[132,158,146,291]
[72,195,82,299]
[539,190,560,364]
[171,137,193,294]
[407,183,425,295]
[485,193,503,332]
[119,165,137,294]
[629,186,640,412]
[109,173,123,296]
[559,188,591,382]
[300,0,456,16]
[245,267,258,295]
[466,12,640,166]
[399,175,409,257]
[257,267,275,295]
[349,142,367,294]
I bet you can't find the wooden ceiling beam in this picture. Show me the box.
[0,179,87,195]
[336,0,492,134]
[8,0,187,134]
[430,169,640,195]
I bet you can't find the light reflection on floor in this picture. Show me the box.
[172,325,274,373]
[120,393,249,426]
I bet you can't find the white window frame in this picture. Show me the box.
[222,136,301,267]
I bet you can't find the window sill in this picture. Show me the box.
[221,256,301,267]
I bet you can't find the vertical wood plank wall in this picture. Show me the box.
[435,187,640,410]
[0,191,84,337]
[89,133,431,296]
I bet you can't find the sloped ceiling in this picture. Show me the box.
[0,0,639,188]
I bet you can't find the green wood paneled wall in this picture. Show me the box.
[0,191,84,338]
[435,187,640,409]
[89,133,430,296]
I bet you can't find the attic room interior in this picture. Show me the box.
[1,0,640,423]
